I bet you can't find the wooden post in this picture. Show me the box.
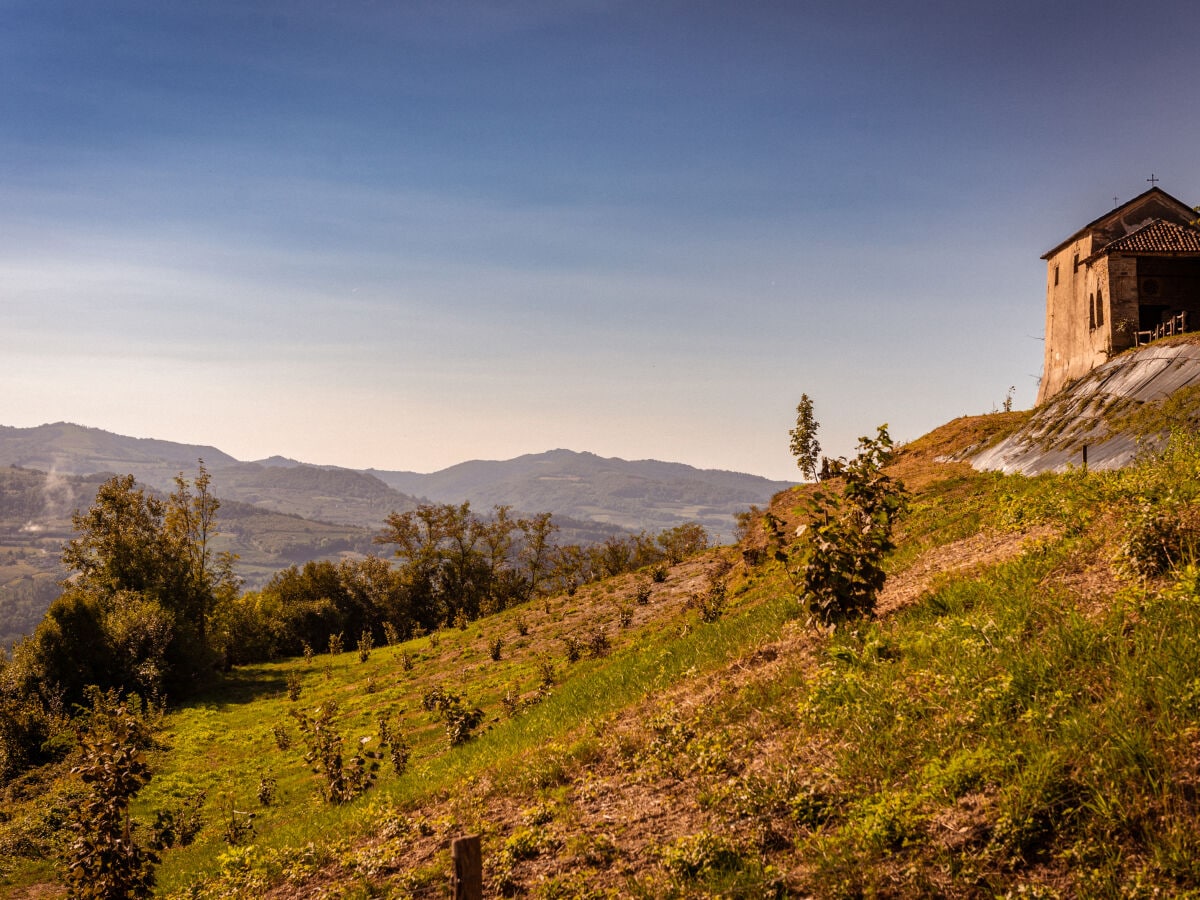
[1082,444,1088,472]
[451,834,482,900]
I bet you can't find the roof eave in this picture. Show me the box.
[1040,186,1196,259]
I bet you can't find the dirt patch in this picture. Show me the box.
[876,526,1060,617]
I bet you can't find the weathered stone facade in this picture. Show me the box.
[1037,188,1200,404]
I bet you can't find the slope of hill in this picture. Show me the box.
[370,448,795,539]
[6,407,1200,896]
[210,463,415,527]
[0,422,236,487]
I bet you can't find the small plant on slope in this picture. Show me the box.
[291,701,380,803]
[795,425,907,625]
[65,701,157,899]
[421,686,484,747]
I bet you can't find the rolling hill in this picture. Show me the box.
[0,424,793,540]
[368,448,794,538]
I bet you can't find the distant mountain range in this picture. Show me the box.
[0,422,793,645]
[0,423,793,539]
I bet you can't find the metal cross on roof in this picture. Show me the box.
[1147,173,1160,187]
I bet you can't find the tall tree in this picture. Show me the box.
[48,466,230,699]
[789,394,822,481]
[517,512,557,599]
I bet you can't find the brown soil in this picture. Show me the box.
[876,525,1060,616]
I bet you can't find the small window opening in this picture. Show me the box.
[1089,293,1096,330]
[1073,253,1080,272]
[1096,288,1104,327]
[1054,265,1060,286]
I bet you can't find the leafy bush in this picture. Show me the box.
[217,792,255,845]
[421,687,484,746]
[290,701,380,803]
[796,426,907,624]
[65,701,158,899]
[256,772,276,807]
[377,715,410,776]
[149,789,205,851]
[1119,496,1200,578]
[562,636,582,663]
[357,630,373,662]
[587,627,611,659]
[690,577,727,623]
[659,830,745,881]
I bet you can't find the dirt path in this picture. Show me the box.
[876,526,1059,616]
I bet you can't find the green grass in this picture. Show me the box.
[121,558,803,895]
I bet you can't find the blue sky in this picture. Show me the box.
[4,0,1199,480]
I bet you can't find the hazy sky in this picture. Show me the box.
[4,0,1199,480]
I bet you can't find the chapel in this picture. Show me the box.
[1038,186,1200,403]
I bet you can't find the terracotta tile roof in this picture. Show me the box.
[1097,218,1200,255]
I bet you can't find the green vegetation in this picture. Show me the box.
[789,392,821,481]
[7,418,1200,896]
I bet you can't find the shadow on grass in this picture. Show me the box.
[186,665,288,709]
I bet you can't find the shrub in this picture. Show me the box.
[515,616,529,636]
[217,792,255,845]
[563,636,582,663]
[256,772,276,807]
[285,671,302,702]
[635,580,653,604]
[327,633,344,656]
[421,687,484,747]
[357,630,374,663]
[587,627,611,659]
[691,578,727,623]
[65,702,158,899]
[537,657,556,689]
[149,790,205,850]
[381,622,400,646]
[489,636,504,661]
[1119,497,1200,578]
[0,692,56,783]
[616,604,634,628]
[797,426,907,625]
[377,714,409,775]
[659,831,744,882]
[291,701,380,804]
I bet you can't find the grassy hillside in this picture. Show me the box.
[5,412,1200,897]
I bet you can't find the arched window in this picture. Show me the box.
[1089,293,1096,330]
[1096,288,1104,327]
